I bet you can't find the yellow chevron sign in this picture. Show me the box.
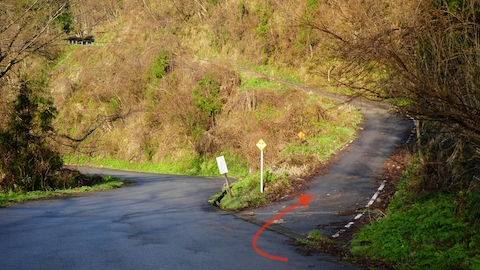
[256,139,267,151]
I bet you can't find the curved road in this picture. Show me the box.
[0,169,360,269]
[238,94,411,238]
[0,85,411,269]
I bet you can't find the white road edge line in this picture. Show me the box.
[331,113,415,238]
[331,180,386,238]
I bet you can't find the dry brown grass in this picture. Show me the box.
[46,0,362,176]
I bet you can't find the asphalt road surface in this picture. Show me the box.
[238,97,412,238]
[0,77,411,269]
[0,168,362,270]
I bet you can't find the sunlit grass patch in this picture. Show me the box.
[65,153,249,179]
[239,75,292,92]
[209,172,265,210]
[0,175,124,207]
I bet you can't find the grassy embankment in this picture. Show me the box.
[0,176,124,207]
[299,154,480,269]
[64,67,362,210]
[348,155,480,269]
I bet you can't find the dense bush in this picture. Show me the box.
[0,80,63,192]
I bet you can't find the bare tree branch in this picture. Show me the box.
[0,0,70,80]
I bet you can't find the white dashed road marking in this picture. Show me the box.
[331,180,386,238]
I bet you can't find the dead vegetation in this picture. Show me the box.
[46,0,363,176]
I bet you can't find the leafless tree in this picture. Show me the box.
[293,0,480,190]
[0,1,73,79]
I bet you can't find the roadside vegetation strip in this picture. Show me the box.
[349,156,480,269]
[64,152,250,179]
[297,230,333,250]
[0,176,124,207]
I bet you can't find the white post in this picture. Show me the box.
[216,156,232,197]
[256,139,267,193]
[260,149,264,193]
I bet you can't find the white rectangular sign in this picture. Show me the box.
[216,156,228,175]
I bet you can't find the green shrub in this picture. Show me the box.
[150,50,172,79]
[0,80,63,192]
[54,5,74,33]
[192,72,222,123]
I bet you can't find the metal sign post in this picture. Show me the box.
[256,139,267,193]
[216,156,232,197]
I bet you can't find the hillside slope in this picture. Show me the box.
[51,0,361,178]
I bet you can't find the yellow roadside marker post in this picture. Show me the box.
[256,139,267,193]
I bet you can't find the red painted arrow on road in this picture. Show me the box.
[252,194,314,262]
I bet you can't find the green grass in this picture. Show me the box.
[239,75,292,92]
[323,86,355,95]
[0,175,124,207]
[237,61,302,84]
[65,156,184,174]
[307,229,324,240]
[251,65,302,84]
[350,160,480,270]
[281,125,357,161]
[385,97,411,107]
[208,171,281,210]
[64,153,249,179]
[296,230,332,249]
